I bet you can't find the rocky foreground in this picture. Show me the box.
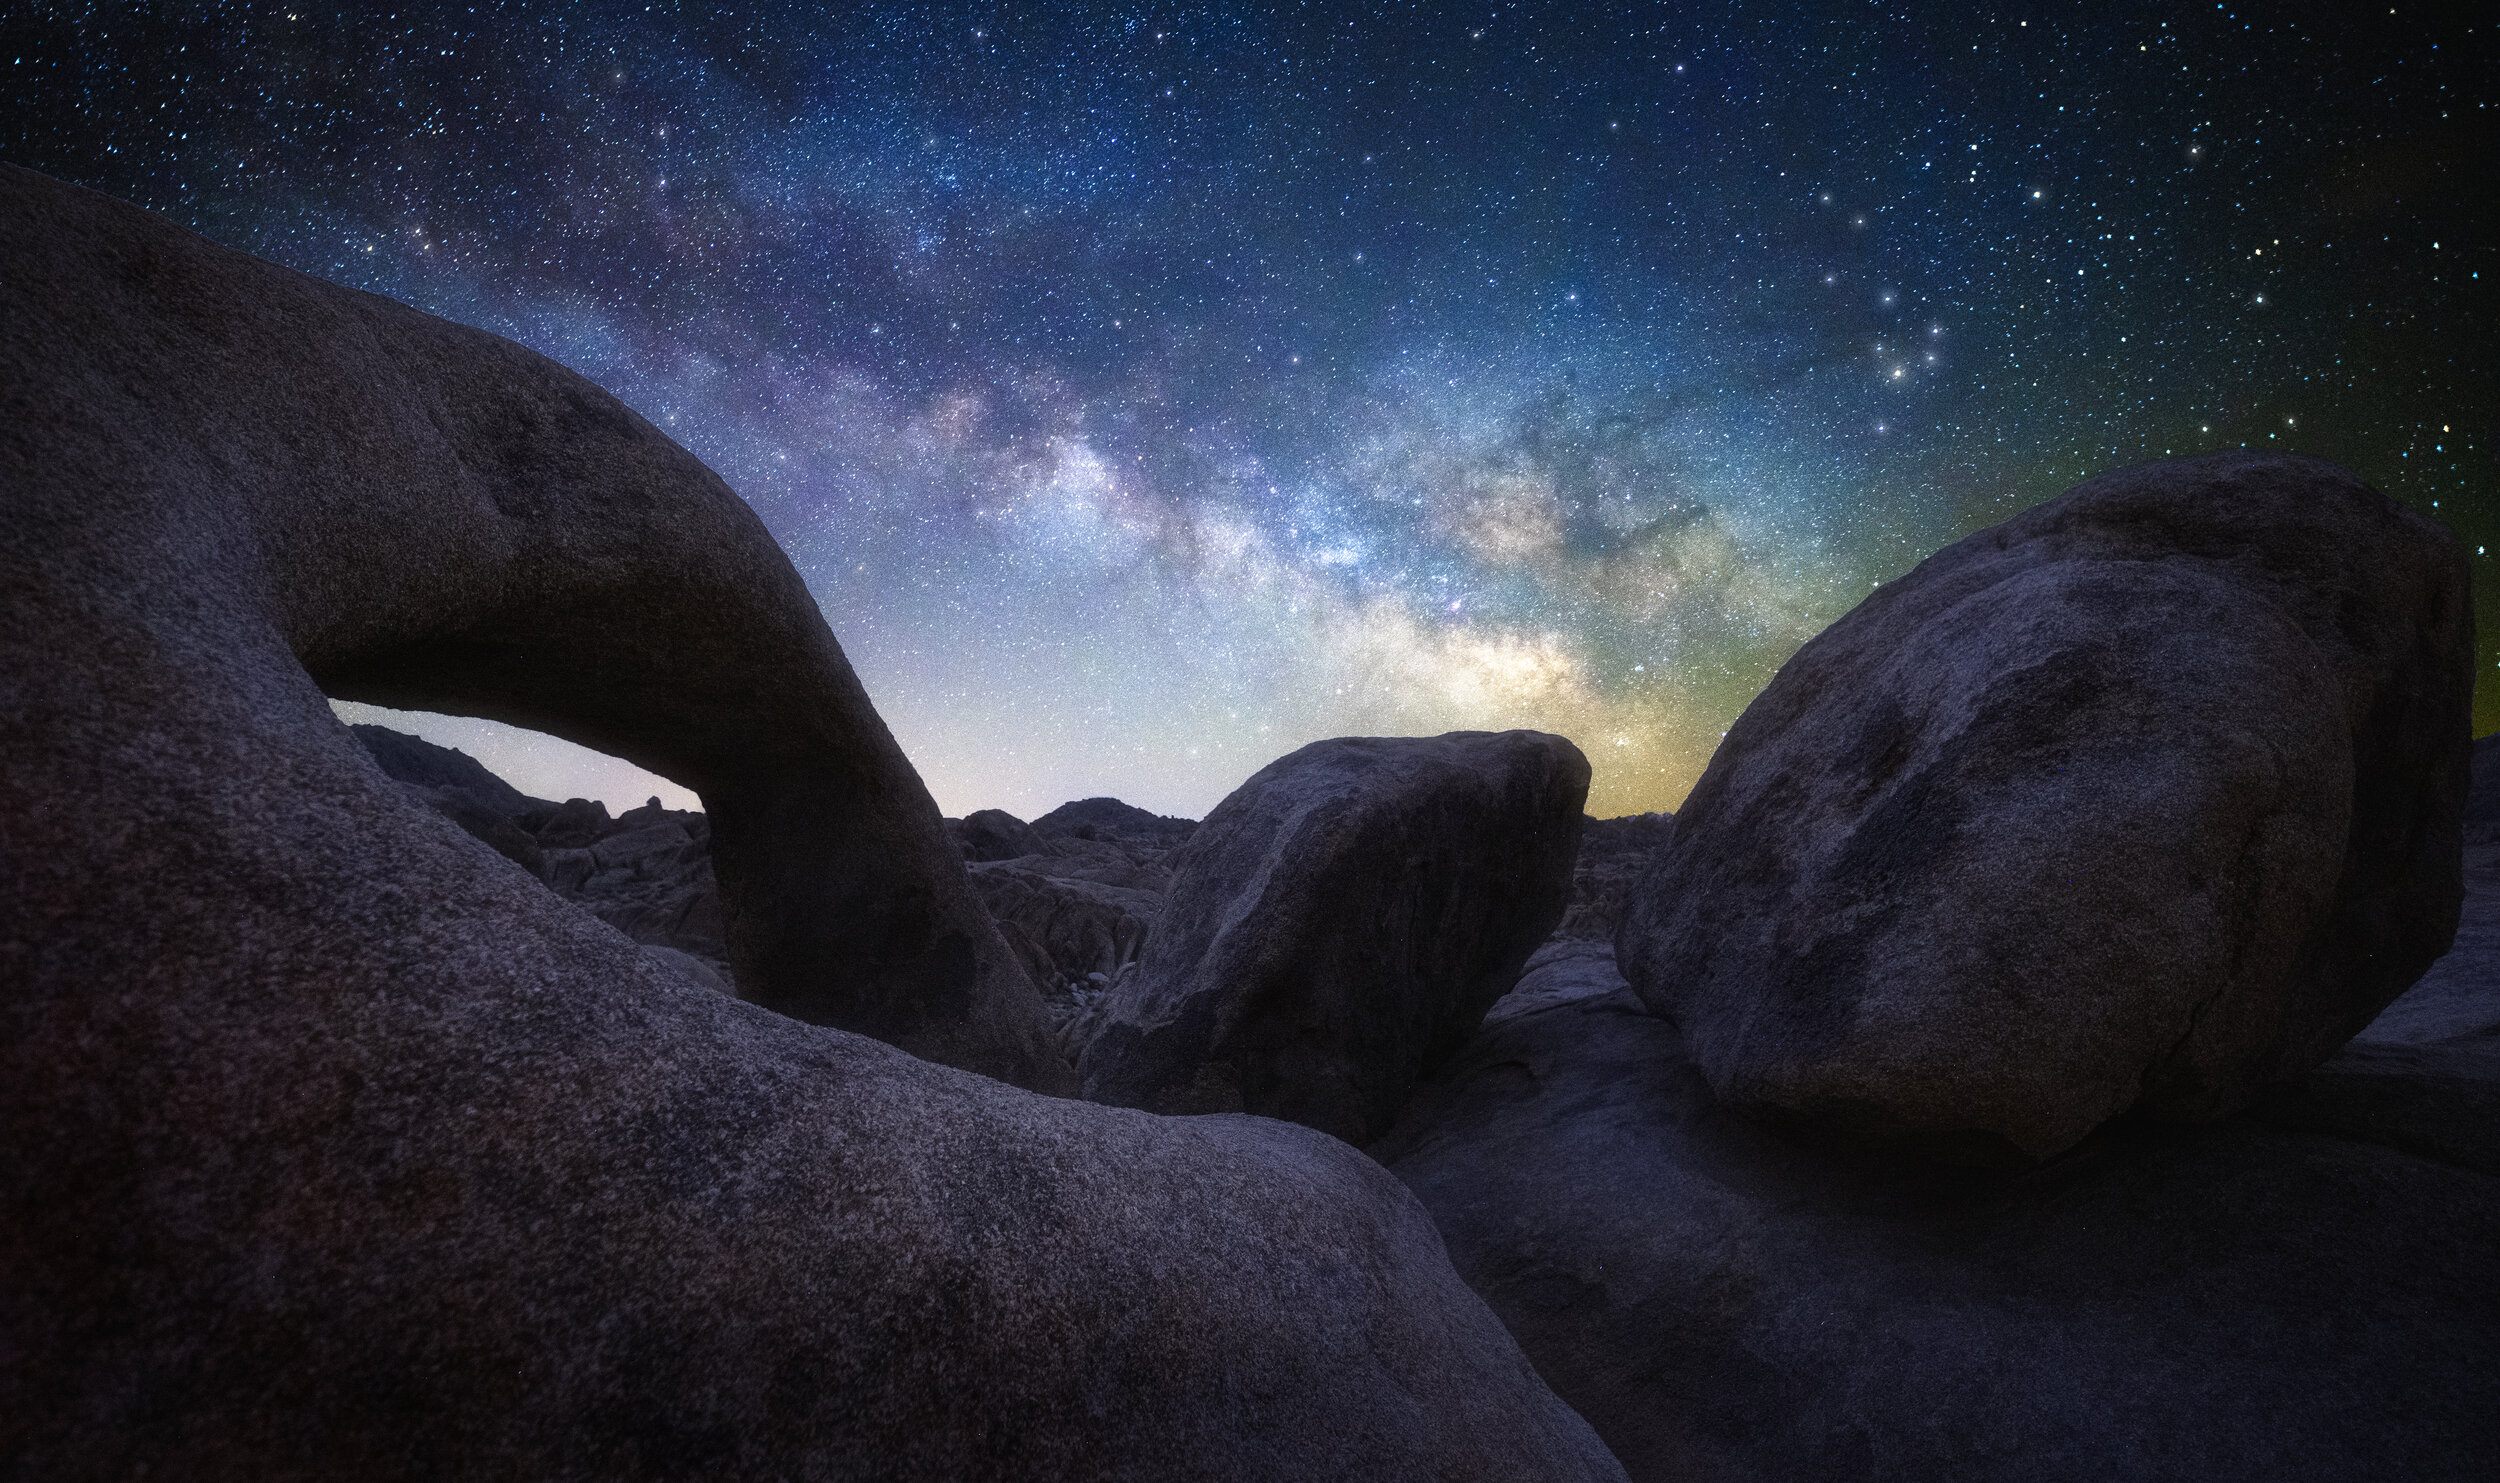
[10,161,2497,1480]
[361,722,2500,1483]
[4,164,1619,1482]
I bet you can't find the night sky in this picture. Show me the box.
[6,4,2491,819]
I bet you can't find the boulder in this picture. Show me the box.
[1483,938,1633,1028]
[2463,732,2500,838]
[643,944,734,995]
[955,807,1048,862]
[1376,940,2500,1483]
[1619,453,2474,1163]
[0,167,1623,1481]
[532,795,616,849]
[1021,833,1178,891]
[1081,732,1589,1142]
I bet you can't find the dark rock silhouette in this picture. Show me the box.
[532,795,618,849]
[1034,795,1199,848]
[1387,731,2500,1479]
[353,722,544,816]
[1619,453,2473,1163]
[357,726,731,974]
[967,861,1165,1055]
[1081,731,1589,1143]
[0,167,1625,1482]
[965,860,1162,984]
[1376,932,2500,1483]
[955,806,1049,862]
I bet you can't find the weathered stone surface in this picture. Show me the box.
[968,861,1161,991]
[1081,731,1589,1143]
[18,169,1066,1089]
[643,943,734,995]
[1483,938,1634,1029]
[2255,772,2500,1175]
[1,167,1623,1482]
[532,795,617,849]
[30,170,1062,1088]
[1552,812,1675,942]
[1619,453,2474,1163]
[1377,938,2500,1483]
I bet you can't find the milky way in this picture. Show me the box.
[6,4,2490,816]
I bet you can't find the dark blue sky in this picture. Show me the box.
[7,3,2490,815]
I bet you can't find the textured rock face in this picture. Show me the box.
[359,728,733,976]
[1081,732,1589,1143]
[1034,795,1200,849]
[0,168,1625,1482]
[1376,937,2500,1483]
[1619,453,2474,1162]
[1552,812,1675,941]
[968,860,1166,1058]
[354,722,541,815]
[0,165,1065,1091]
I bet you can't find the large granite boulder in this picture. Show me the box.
[1619,453,2474,1163]
[1376,937,2500,1483]
[0,166,1624,1482]
[1081,732,1589,1142]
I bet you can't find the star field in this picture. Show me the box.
[5,3,2491,816]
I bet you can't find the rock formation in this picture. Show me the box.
[1033,795,1201,848]
[0,166,1625,1481]
[955,806,1049,863]
[1551,811,1675,941]
[1378,936,2500,1483]
[0,160,1064,1089]
[1618,452,2474,1163]
[358,727,734,980]
[1081,732,1589,1143]
[1379,749,2500,1482]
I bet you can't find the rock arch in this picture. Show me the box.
[0,166,1622,1480]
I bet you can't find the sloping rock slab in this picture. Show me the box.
[0,166,1620,1482]
[1377,951,2500,1483]
[355,722,548,817]
[1082,732,1588,1143]
[1620,453,2473,1163]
